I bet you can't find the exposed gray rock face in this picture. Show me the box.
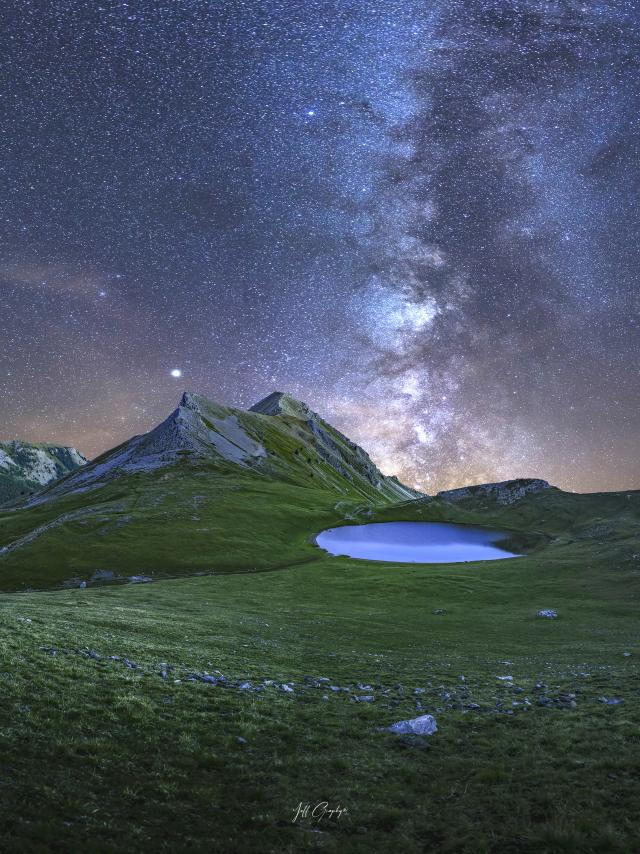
[437,478,553,506]
[0,441,87,504]
[388,714,438,735]
[29,393,269,502]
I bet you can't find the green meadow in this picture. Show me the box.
[0,471,638,852]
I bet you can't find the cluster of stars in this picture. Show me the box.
[1,1,638,493]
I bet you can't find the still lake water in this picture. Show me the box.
[316,521,521,563]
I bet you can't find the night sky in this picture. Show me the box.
[1,1,639,493]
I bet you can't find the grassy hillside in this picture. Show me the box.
[0,480,638,851]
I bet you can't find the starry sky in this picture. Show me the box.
[1,0,639,494]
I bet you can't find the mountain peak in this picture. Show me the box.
[249,392,313,420]
[27,390,420,505]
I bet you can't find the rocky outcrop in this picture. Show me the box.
[437,478,553,506]
[0,441,87,504]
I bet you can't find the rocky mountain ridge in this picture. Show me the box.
[0,441,87,504]
[30,391,421,505]
[437,479,554,506]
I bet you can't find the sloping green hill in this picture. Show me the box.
[0,483,638,852]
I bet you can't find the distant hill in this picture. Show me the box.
[0,441,87,505]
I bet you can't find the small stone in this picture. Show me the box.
[414,688,425,695]
[497,675,513,682]
[388,714,438,736]
[238,681,252,691]
[236,736,247,744]
[79,581,87,589]
[623,652,632,657]
[433,609,446,615]
[40,645,57,656]
[598,696,623,705]
[354,695,375,703]
[321,694,329,701]
[536,609,558,619]
[281,684,294,693]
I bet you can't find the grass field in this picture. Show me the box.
[0,475,639,852]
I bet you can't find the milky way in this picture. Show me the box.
[1,1,639,493]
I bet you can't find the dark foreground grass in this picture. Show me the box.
[0,535,639,853]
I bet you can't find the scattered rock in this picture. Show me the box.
[496,675,513,682]
[79,581,87,589]
[388,714,438,736]
[598,696,623,705]
[90,569,117,582]
[623,652,632,657]
[281,684,294,693]
[128,575,153,584]
[40,645,58,656]
[536,609,558,619]
[236,736,247,744]
[432,609,446,615]
[354,695,375,703]
[238,681,253,691]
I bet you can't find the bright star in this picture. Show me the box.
[170,368,182,378]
